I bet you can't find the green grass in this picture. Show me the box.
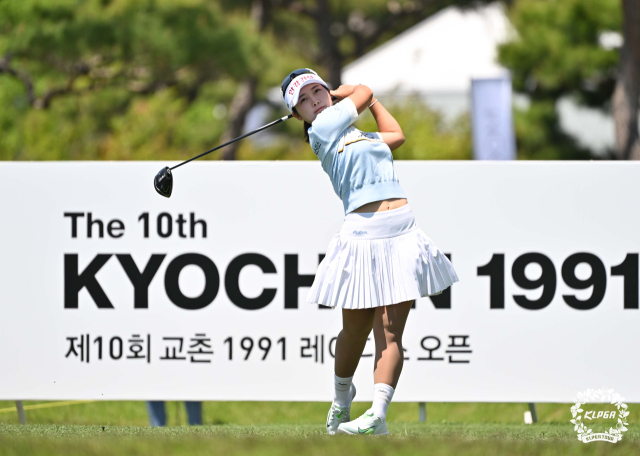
[0,401,637,456]
[1,400,637,426]
[0,424,639,456]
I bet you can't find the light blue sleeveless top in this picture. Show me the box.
[308,98,406,214]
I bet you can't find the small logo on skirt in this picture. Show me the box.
[352,230,367,235]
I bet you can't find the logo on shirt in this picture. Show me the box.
[312,141,321,156]
[337,127,384,153]
[352,230,367,235]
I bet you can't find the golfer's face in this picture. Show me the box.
[295,84,331,123]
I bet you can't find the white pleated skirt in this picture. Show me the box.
[306,204,459,309]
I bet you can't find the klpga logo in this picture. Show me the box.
[571,388,629,443]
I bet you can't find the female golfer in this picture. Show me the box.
[281,68,459,435]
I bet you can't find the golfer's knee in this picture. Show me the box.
[382,326,402,344]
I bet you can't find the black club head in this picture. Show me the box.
[154,166,173,198]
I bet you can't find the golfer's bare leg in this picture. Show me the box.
[372,300,413,388]
[334,308,376,377]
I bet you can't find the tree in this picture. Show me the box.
[0,0,271,106]
[218,0,498,159]
[497,0,630,159]
[612,0,640,160]
[273,0,498,88]
[219,0,270,161]
[0,0,277,160]
[0,0,492,161]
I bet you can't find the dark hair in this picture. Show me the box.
[292,107,312,143]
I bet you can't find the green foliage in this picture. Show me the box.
[234,99,472,161]
[0,77,25,157]
[513,101,592,160]
[498,0,621,159]
[0,81,223,161]
[0,0,297,160]
[356,99,472,160]
[6,0,617,162]
[0,0,272,80]
[0,0,476,161]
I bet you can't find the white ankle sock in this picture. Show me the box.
[333,374,353,407]
[371,383,394,422]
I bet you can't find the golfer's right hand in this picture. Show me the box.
[329,85,356,101]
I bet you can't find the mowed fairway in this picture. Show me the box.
[0,401,638,456]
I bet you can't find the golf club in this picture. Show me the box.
[154,113,293,198]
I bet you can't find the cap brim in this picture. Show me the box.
[287,79,329,111]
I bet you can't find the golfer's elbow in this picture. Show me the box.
[388,133,405,151]
[379,131,405,151]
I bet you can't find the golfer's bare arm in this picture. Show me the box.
[332,84,405,151]
[331,84,372,112]
[367,98,404,151]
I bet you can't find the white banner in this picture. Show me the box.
[471,77,516,160]
[0,162,638,402]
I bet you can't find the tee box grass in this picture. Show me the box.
[0,401,638,456]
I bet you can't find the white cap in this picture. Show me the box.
[284,73,330,112]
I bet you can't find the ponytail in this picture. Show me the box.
[303,121,311,143]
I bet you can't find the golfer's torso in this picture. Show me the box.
[317,126,406,213]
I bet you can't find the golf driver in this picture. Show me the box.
[154,113,293,197]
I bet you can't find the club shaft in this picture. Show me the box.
[170,114,293,170]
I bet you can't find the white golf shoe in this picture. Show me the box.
[326,383,356,435]
[336,409,389,435]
